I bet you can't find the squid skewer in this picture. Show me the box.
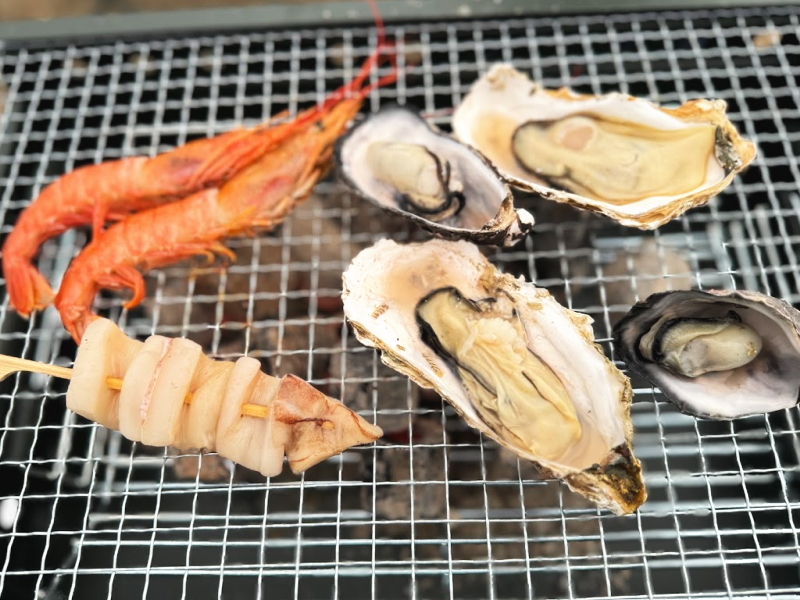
[0,318,383,476]
[0,358,268,418]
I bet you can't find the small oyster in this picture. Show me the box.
[613,289,800,419]
[342,238,646,514]
[452,64,756,229]
[336,105,533,246]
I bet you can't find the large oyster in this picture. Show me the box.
[452,64,756,229]
[613,289,800,419]
[342,238,646,514]
[336,105,533,246]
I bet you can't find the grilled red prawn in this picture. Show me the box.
[1,111,309,318]
[54,96,368,343]
[2,0,389,320]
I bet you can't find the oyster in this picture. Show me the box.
[452,64,756,229]
[613,289,800,419]
[335,105,534,246]
[342,238,646,514]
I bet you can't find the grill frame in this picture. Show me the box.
[0,4,799,599]
[1,0,798,48]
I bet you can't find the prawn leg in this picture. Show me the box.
[141,241,237,269]
[95,265,146,309]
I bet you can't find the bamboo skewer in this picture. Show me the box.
[0,353,269,419]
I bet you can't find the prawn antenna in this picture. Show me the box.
[348,0,398,96]
[292,0,398,130]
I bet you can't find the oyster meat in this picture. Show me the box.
[452,64,756,229]
[342,238,646,514]
[613,289,800,419]
[336,105,533,246]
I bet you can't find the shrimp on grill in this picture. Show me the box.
[55,77,392,342]
[2,2,389,320]
[2,106,307,318]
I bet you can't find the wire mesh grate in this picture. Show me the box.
[0,4,799,599]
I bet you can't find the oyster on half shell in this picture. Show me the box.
[613,289,800,420]
[342,239,646,514]
[452,64,756,229]
[336,105,533,247]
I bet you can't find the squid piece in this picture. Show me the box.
[66,318,383,476]
[215,356,287,476]
[119,336,203,447]
[176,359,235,451]
[66,318,141,430]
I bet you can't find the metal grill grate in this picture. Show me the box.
[0,4,799,599]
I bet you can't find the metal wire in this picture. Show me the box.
[0,5,799,599]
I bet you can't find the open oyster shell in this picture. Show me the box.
[342,238,646,514]
[335,105,533,246]
[613,289,800,420]
[452,64,756,230]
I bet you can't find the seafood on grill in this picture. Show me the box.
[55,58,398,344]
[3,20,394,322]
[613,289,800,420]
[342,238,646,515]
[67,317,382,476]
[452,63,756,229]
[335,105,533,246]
[1,114,303,319]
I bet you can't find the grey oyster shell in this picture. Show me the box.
[335,105,533,247]
[613,289,800,420]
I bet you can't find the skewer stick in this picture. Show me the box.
[0,354,269,419]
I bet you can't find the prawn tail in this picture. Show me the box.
[3,255,55,318]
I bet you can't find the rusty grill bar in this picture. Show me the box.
[0,4,799,599]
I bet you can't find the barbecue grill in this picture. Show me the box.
[0,1,799,598]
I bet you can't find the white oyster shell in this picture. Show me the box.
[335,105,533,246]
[452,63,757,230]
[613,289,800,420]
[342,238,646,514]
